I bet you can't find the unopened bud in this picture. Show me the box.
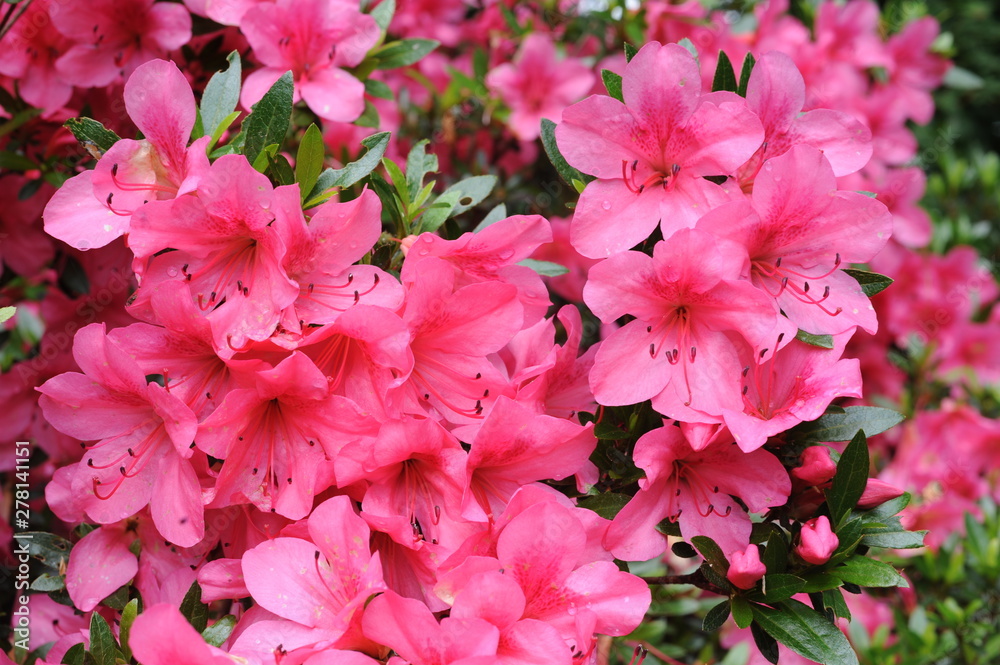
[726,544,767,590]
[797,515,838,565]
[791,446,837,486]
[856,478,905,509]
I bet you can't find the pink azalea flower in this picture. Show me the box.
[129,604,235,665]
[486,34,595,141]
[128,154,299,350]
[885,17,951,124]
[242,496,386,648]
[556,42,763,258]
[240,0,380,122]
[0,0,75,110]
[0,176,54,277]
[37,324,203,547]
[528,216,600,303]
[791,445,838,486]
[584,228,794,419]
[65,522,138,611]
[43,59,209,251]
[52,0,192,88]
[699,145,892,336]
[722,335,863,452]
[839,165,932,249]
[857,479,905,510]
[605,422,790,559]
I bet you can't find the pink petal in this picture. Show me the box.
[66,526,137,612]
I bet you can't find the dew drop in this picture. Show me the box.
[601,200,611,210]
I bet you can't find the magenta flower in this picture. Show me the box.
[584,228,794,419]
[699,145,892,335]
[240,0,380,122]
[36,324,203,547]
[0,0,75,110]
[130,604,236,665]
[556,42,763,258]
[52,0,192,87]
[486,34,595,141]
[727,545,767,590]
[605,422,790,559]
[65,522,138,611]
[797,515,839,565]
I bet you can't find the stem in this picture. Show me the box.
[0,0,33,40]
[641,570,728,595]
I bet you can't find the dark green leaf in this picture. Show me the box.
[64,118,121,156]
[859,492,910,521]
[382,158,409,206]
[762,532,788,574]
[712,52,738,92]
[440,175,496,215]
[692,535,730,573]
[19,532,73,568]
[842,269,893,297]
[732,596,754,629]
[295,124,325,200]
[364,78,394,100]
[823,588,851,621]
[796,329,835,349]
[762,574,806,602]
[799,573,843,593]
[602,69,624,102]
[826,431,870,528]
[704,600,731,632]
[201,51,242,140]
[751,599,859,665]
[179,581,209,633]
[517,259,569,277]
[370,0,395,31]
[792,406,904,443]
[577,493,631,520]
[355,99,380,128]
[243,71,293,163]
[61,643,87,665]
[830,518,865,565]
[834,556,907,588]
[737,52,757,97]
[101,583,131,610]
[0,151,35,170]
[860,528,926,550]
[593,420,630,440]
[306,131,392,206]
[202,615,238,648]
[624,43,639,62]
[751,622,780,664]
[540,118,590,188]
[88,613,120,665]
[119,598,139,662]
[374,39,439,69]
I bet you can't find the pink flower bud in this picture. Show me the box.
[791,446,837,485]
[856,478,905,509]
[726,544,767,590]
[399,235,419,256]
[797,515,839,565]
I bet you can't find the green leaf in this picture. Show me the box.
[295,124,325,201]
[88,613,120,665]
[737,52,757,97]
[602,69,624,102]
[382,158,409,207]
[101,583,131,610]
[517,259,569,277]
[762,574,806,602]
[251,143,278,173]
[474,203,507,232]
[355,99,380,128]
[306,131,392,206]
[0,151,36,170]
[179,581,209,633]
[751,599,859,665]
[593,419,630,440]
[201,615,238,648]
[712,51,738,92]
[762,531,788,574]
[0,306,15,325]
[440,175,497,215]
[943,65,983,90]
[406,139,437,196]
[677,37,699,62]
[624,43,639,62]
[576,493,631,520]
[30,572,65,592]
[243,70,293,164]
[374,39,439,69]
[201,51,242,140]
[796,329,835,349]
[704,600,731,632]
[829,518,865,565]
[119,598,139,662]
[207,110,241,153]
[859,492,910,521]
[859,528,926,550]
[792,406,904,443]
[64,118,121,156]
[370,0,395,31]
[834,556,907,588]
[732,596,754,629]
[60,643,87,665]
[364,78,394,100]
[823,588,851,621]
[826,431,870,528]
[19,532,73,568]
[540,118,590,188]
[842,269,893,297]
[416,190,460,233]
[799,573,843,594]
[692,535,730,573]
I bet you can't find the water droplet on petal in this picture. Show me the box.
[601,200,611,210]
[166,267,178,277]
